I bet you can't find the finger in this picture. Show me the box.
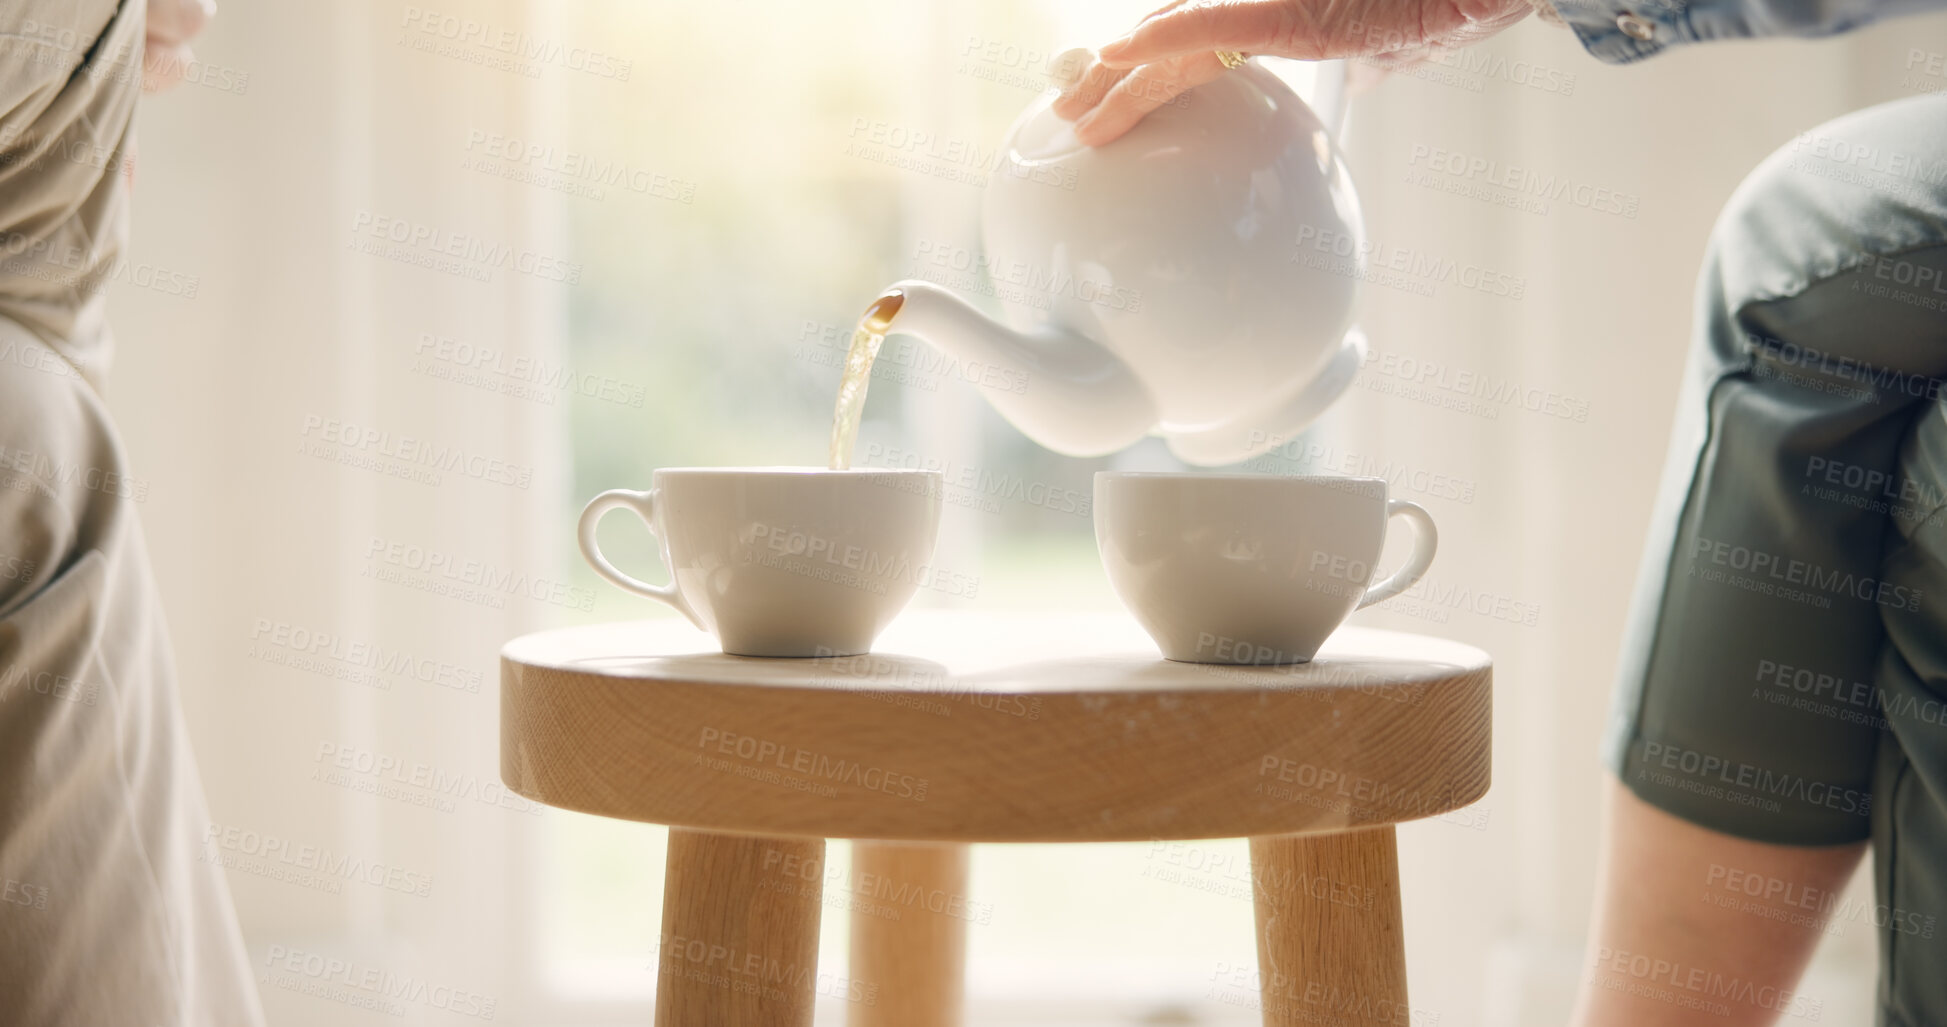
[1097,1,1293,68]
[148,0,214,48]
[143,38,193,92]
[1134,0,1193,22]
[1342,55,1393,95]
[1072,52,1227,147]
[1051,59,1133,121]
[1048,46,1092,91]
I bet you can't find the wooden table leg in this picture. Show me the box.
[849,841,969,1027]
[1249,827,1408,1027]
[655,829,825,1027]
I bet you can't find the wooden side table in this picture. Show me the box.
[501,611,1491,1027]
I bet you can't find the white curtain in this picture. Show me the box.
[112,1,565,1020]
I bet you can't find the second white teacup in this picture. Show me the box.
[578,467,943,657]
[1094,472,1437,665]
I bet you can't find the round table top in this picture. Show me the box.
[501,611,1491,842]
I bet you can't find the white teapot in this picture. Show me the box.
[882,57,1364,466]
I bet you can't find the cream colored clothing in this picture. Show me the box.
[0,0,263,1023]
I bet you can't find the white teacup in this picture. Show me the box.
[578,468,943,657]
[1094,472,1437,665]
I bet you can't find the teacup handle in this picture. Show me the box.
[577,489,703,628]
[1357,499,1438,610]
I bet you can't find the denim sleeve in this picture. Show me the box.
[1551,0,1947,63]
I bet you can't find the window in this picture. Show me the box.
[541,1,1322,1020]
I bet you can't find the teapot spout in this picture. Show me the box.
[881,280,1157,457]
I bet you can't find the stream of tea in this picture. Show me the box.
[826,289,905,470]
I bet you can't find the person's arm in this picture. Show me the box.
[1553,0,1947,64]
[1056,0,1947,144]
[143,0,214,93]
[1053,0,1533,146]
[1572,776,1866,1027]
